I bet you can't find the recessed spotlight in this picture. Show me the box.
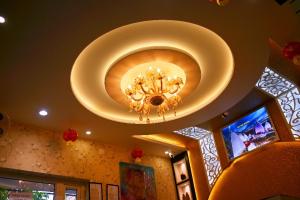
[165,151,174,158]
[85,130,92,135]
[38,109,48,116]
[0,16,6,24]
[221,111,229,119]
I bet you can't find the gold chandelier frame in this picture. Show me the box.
[105,48,201,122]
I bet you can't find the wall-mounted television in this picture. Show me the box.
[222,107,278,160]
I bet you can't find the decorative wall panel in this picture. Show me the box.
[174,127,210,140]
[256,66,299,140]
[198,134,222,187]
[174,127,222,187]
[256,67,295,97]
[277,87,300,140]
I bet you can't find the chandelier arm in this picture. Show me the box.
[125,69,183,122]
[162,94,168,100]
[149,88,155,93]
[130,94,144,101]
[160,79,163,93]
[140,84,150,94]
[151,78,158,93]
[136,103,144,112]
[169,85,180,94]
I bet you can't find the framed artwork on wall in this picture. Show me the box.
[171,152,196,200]
[119,162,157,200]
[106,184,119,200]
[173,157,189,184]
[89,182,103,200]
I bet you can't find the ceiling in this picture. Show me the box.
[0,1,299,155]
[268,39,300,86]
[70,20,234,124]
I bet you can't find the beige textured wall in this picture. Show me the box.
[0,122,177,200]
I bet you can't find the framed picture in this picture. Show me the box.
[177,181,193,200]
[89,182,103,200]
[173,158,189,184]
[119,162,157,200]
[171,152,196,200]
[106,184,119,200]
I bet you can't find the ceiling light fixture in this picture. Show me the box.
[165,151,174,158]
[221,112,229,119]
[85,130,92,135]
[0,16,6,24]
[38,109,48,116]
[124,66,184,123]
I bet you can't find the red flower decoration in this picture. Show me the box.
[131,148,144,159]
[63,128,78,142]
[282,41,300,60]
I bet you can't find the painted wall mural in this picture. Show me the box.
[120,162,157,200]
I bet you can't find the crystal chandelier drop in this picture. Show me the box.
[124,67,184,123]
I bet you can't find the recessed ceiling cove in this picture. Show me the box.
[70,20,234,124]
[105,48,201,123]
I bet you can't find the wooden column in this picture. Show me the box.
[55,183,65,200]
[187,140,210,200]
[78,185,87,200]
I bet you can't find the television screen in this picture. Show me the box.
[222,107,278,160]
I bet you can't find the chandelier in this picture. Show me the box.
[124,67,184,123]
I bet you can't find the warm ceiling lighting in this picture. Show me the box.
[132,134,186,148]
[71,20,234,124]
[0,16,5,24]
[124,66,184,123]
[165,151,174,158]
[38,109,48,116]
[85,130,92,135]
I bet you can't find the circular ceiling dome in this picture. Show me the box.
[70,20,234,124]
